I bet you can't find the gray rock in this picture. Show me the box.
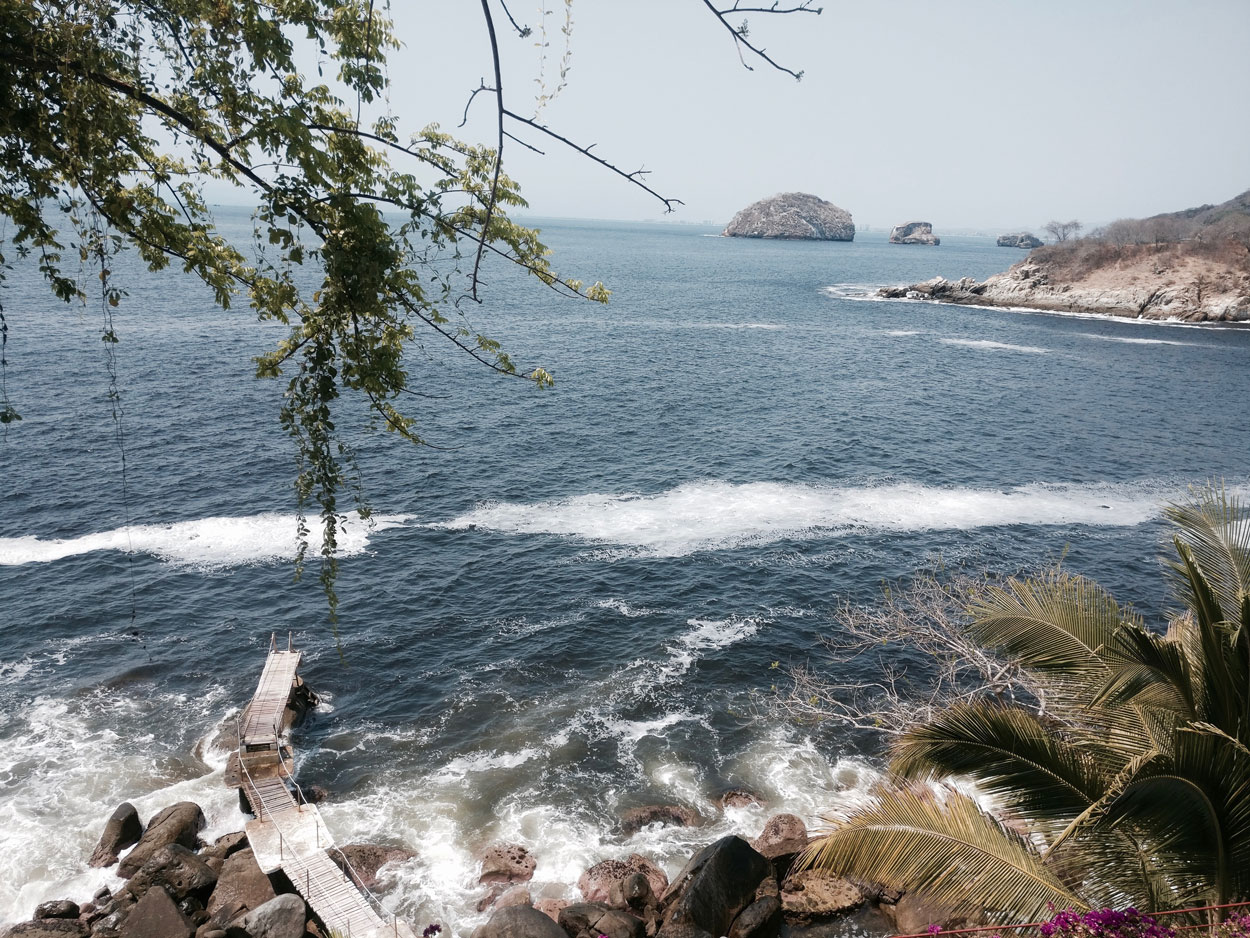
[889,221,940,245]
[728,897,782,938]
[608,873,654,913]
[558,904,644,938]
[997,232,1043,248]
[723,193,854,241]
[880,892,984,934]
[779,869,864,920]
[749,814,808,860]
[619,805,699,837]
[204,848,275,928]
[126,844,218,902]
[33,901,79,920]
[119,887,194,938]
[579,856,668,906]
[534,899,570,924]
[658,836,770,938]
[3,921,89,938]
[117,803,205,878]
[202,832,249,861]
[88,803,144,868]
[479,843,537,884]
[226,894,306,938]
[474,904,569,938]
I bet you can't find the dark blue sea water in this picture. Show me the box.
[2,213,1248,929]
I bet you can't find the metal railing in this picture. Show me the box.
[892,901,1250,938]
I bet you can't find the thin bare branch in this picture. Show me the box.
[701,0,817,80]
[470,0,505,302]
[503,110,683,212]
[496,0,531,37]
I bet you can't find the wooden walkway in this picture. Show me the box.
[231,637,416,938]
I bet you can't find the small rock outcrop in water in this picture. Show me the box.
[889,221,940,245]
[722,192,855,241]
[87,803,143,868]
[997,232,1043,248]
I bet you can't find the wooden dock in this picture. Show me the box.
[231,636,416,938]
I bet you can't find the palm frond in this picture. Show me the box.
[1165,484,1250,626]
[1174,541,1248,729]
[798,785,1086,923]
[1090,622,1197,719]
[967,572,1139,677]
[889,701,1108,832]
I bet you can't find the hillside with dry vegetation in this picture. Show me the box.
[881,190,1250,322]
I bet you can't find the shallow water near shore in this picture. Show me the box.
[2,214,1249,932]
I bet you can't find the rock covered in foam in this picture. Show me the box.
[619,804,700,836]
[889,221,940,245]
[329,843,416,890]
[722,193,855,241]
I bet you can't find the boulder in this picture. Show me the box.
[558,904,645,938]
[750,815,808,860]
[620,805,699,836]
[881,892,983,934]
[497,887,535,910]
[202,832,249,861]
[728,897,782,938]
[579,855,668,906]
[717,790,764,810]
[723,193,855,241]
[119,887,195,938]
[329,843,416,891]
[285,678,318,729]
[997,232,1043,249]
[479,843,537,884]
[535,899,571,924]
[474,904,569,938]
[889,221,940,245]
[117,802,205,878]
[88,803,144,868]
[658,836,770,938]
[126,844,218,902]
[33,902,79,921]
[204,848,276,928]
[3,921,89,938]
[608,873,654,913]
[225,894,306,938]
[779,869,864,921]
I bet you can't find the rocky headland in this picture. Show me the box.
[888,221,939,245]
[880,190,1250,322]
[996,232,1043,249]
[722,193,854,241]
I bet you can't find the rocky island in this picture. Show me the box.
[889,221,939,245]
[997,232,1043,248]
[880,190,1250,322]
[722,192,854,240]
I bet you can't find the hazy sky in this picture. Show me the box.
[382,0,1249,231]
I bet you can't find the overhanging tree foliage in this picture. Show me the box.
[797,486,1250,920]
[0,0,820,617]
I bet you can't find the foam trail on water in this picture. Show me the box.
[0,514,411,568]
[939,337,1049,354]
[432,480,1173,557]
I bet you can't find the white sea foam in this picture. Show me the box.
[1076,332,1209,348]
[659,616,761,679]
[594,598,655,618]
[885,329,921,336]
[0,513,411,568]
[939,337,1049,354]
[433,480,1169,557]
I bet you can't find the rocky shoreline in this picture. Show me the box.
[3,793,972,938]
[879,255,1250,323]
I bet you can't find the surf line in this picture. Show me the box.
[227,634,417,938]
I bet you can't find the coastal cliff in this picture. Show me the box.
[880,190,1250,322]
[889,221,939,245]
[723,192,854,240]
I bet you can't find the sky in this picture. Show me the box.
[374,0,1249,231]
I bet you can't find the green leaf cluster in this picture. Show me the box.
[0,0,602,617]
[799,485,1250,922]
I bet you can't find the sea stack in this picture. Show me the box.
[723,192,855,240]
[997,232,1043,248]
[889,221,939,245]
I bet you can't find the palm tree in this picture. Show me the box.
[798,486,1250,922]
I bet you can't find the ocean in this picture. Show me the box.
[2,213,1248,932]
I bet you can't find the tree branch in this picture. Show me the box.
[700,0,817,80]
[470,0,506,303]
